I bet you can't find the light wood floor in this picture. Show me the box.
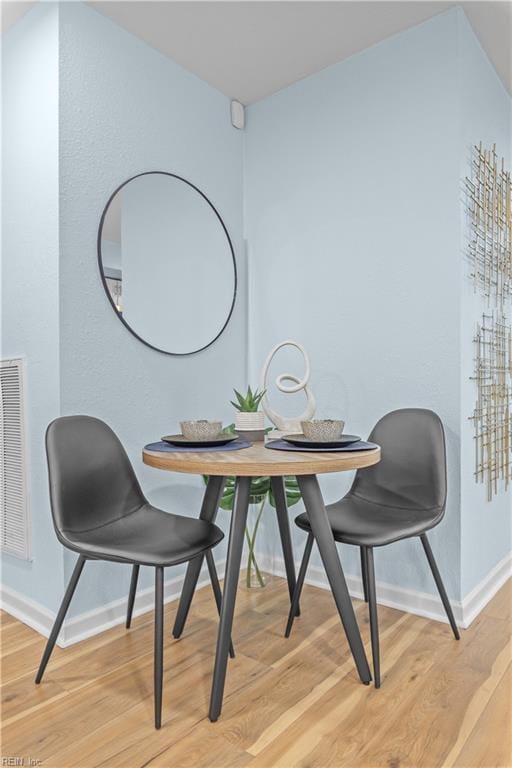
[1,575,511,768]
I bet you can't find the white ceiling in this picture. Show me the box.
[2,2,511,102]
[0,1,33,32]
[88,1,512,102]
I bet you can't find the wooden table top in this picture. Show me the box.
[142,441,381,477]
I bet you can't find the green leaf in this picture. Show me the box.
[253,390,266,410]
[230,386,266,413]
[233,389,246,408]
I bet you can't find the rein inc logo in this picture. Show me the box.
[1,759,41,766]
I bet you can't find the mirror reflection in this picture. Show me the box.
[98,172,236,355]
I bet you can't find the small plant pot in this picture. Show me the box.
[235,428,266,443]
[235,411,265,431]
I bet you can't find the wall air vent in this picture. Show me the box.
[0,358,31,559]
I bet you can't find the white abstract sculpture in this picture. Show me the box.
[259,340,316,434]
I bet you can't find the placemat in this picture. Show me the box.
[144,439,252,453]
[265,439,378,453]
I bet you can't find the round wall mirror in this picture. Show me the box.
[97,172,237,355]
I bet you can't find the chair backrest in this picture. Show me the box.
[349,408,447,512]
[46,415,146,535]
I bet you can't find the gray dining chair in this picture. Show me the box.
[285,408,460,688]
[36,415,227,729]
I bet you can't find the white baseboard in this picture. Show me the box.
[0,560,223,648]
[1,551,510,647]
[0,584,56,639]
[256,550,512,630]
[459,552,512,627]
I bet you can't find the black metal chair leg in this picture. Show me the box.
[35,555,86,684]
[285,533,314,638]
[126,564,140,629]
[360,547,369,602]
[366,547,380,688]
[420,534,460,640]
[154,566,164,729]
[205,550,235,658]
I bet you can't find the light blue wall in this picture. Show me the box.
[244,10,463,599]
[1,4,65,611]
[457,10,512,596]
[58,2,245,615]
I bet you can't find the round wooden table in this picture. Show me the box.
[143,441,380,476]
[143,440,381,721]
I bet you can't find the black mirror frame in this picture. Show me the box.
[97,171,237,356]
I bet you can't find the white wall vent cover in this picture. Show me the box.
[0,358,31,559]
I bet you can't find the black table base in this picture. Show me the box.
[173,472,372,722]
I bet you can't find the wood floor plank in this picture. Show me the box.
[297,636,448,768]
[0,610,19,629]
[42,652,266,768]
[351,613,511,768]
[481,578,512,622]
[247,612,425,766]
[3,644,210,759]
[450,662,512,768]
[143,720,256,768]
[0,605,154,687]
[0,575,510,768]
[1,615,211,720]
[1,618,43,655]
[442,649,511,768]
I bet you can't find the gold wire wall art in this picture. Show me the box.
[470,311,512,500]
[465,143,511,309]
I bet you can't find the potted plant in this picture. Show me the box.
[231,386,266,434]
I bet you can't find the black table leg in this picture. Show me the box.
[206,549,235,658]
[271,476,299,616]
[209,477,251,722]
[297,475,372,685]
[172,476,226,639]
